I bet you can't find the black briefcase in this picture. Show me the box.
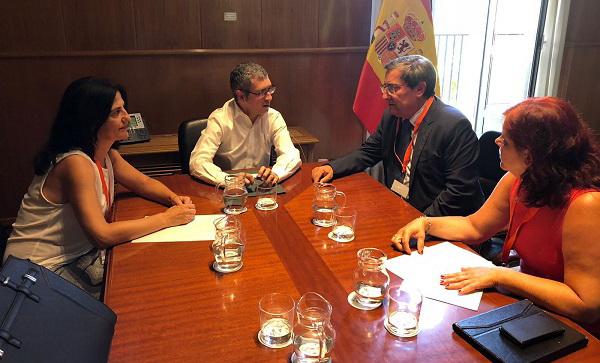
[0,256,117,362]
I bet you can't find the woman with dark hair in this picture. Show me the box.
[4,77,196,297]
[392,97,600,334]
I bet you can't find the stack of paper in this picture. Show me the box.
[384,242,494,310]
[132,214,225,243]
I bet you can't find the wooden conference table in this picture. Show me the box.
[104,165,600,362]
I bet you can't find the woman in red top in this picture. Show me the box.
[392,97,600,333]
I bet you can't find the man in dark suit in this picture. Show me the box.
[312,55,484,217]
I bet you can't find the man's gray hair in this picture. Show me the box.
[230,62,269,100]
[384,55,437,98]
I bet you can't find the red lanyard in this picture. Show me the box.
[94,160,111,217]
[501,193,539,264]
[394,96,435,173]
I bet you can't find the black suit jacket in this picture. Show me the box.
[330,98,484,217]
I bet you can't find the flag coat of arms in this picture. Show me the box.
[353,0,438,133]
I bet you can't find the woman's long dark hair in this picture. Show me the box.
[34,77,127,175]
[504,97,600,208]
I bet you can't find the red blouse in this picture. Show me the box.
[508,179,600,338]
[508,179,596,282]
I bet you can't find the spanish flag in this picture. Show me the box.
[353,0,438,133]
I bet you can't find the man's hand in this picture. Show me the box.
[257,166,279,186]
[311,165,334,183]
[241,172,255,185]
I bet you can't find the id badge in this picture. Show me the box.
[391,179,409,199]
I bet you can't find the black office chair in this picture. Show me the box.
[477,131,504,199]
[475,131,513,264]
[178,118,208,174]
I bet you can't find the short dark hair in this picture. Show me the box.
[504,97,600,208]
[384,55,437,98]
[229,62,269,100]
[34,77,126,175]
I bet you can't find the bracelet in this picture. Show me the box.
[420,216,431,234]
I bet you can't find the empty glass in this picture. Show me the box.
[258,293,295,348]
[216,174,248,215]
[385,284,422,337]
[255,183,278,211]
[311,183,346,227]
[211,215,244,273]
[292,292,336,363]
[328,207,357,243]
[348,248,390,310]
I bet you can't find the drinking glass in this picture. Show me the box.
[211,215,244,273]
[328,207,356,243]
[258,293,295,348]
[292,292,335,363]
[384,284,422,337]
[216,174,248,215]
[311,183,346,227]
[255,183,278,211]
[349,248,389,310]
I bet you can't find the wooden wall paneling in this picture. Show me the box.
[261,0,318,48]
[257,52,366,159]
[61,0,136,50]
[558,0,600,135]
[311,52,366,158]
[116,55,239,133]
[0,0,66,52]
[200,0,262,49]
[564,0,600,43]
[0,58,76,219]
[318,0,372,47]
[132,0,202,49]
[559,46,600,133]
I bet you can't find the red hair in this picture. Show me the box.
[504,97,600,208]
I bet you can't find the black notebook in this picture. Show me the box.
[453,299,588,363]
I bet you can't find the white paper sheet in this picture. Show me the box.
[132,214,225,243]
[384,242,494,311]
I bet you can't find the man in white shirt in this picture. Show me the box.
[189,63,301,185]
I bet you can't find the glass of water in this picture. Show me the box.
[384,284,422,338]
[216,174,248,215]
[255,183,278,211]
[258,293,295,348]
[211,215,244,273]
[349,248,389,310]
[328,207,357,243]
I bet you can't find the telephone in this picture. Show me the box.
[121,113,151,144]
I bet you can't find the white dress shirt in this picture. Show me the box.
[402,100,428,186]
[189,98,301,184]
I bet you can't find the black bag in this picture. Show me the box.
[0,256,116,362]
[453,299,588,363]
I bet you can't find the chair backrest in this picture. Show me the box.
[477,131,505,199]
[178,118,208,174]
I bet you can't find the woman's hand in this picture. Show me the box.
[162,203,196,227]
[440,266,505,294]
[169,195,193,206]
[391,217,428,254]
